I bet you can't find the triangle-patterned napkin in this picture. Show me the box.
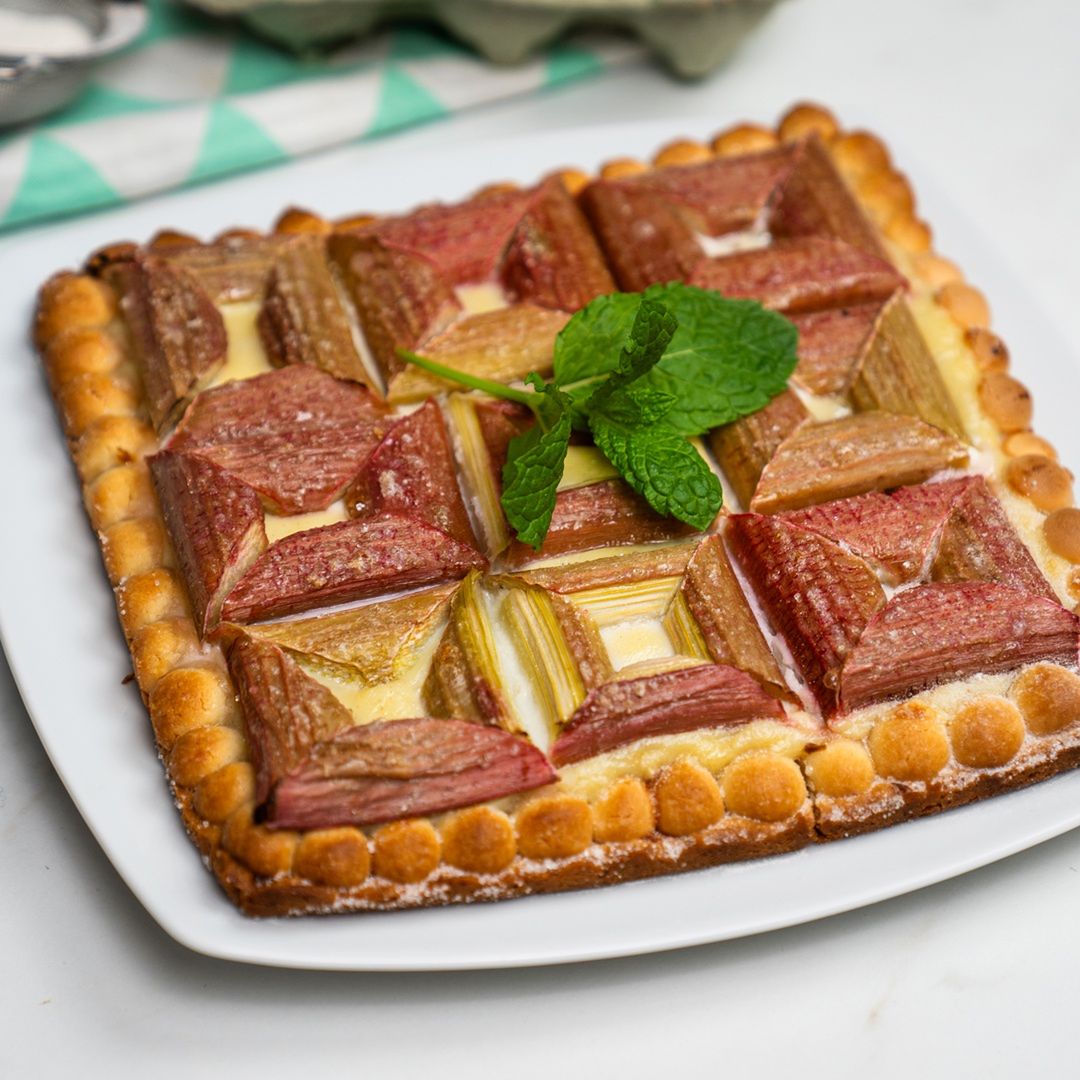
[0,1,641,232]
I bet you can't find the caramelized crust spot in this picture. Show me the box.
[711,124,779,156]
[911,252,963,288]
[654,761,724,836]
[857,169,915,224]
[978,372,1033,433]
[1005,455,1074,512]
[222,803,298,878]
[57,371,139,438]
[949,697,1025,768]
[592,778,654,844]
[1003,432,1056,460]
[101,518,168,584]
[1043,508,1080,562]
[150,666,238,749]
[722,754,806,822]
[936,281,991,329]
[273,207,330,235]
[293,827,371,887]
[516,796,593,860]
[966,328,1009,373]
[653,139,712,167]
[600,157,648,180]
[803,739,875,797]
[117,568,188,632]
[148,229,199,251]
[778,103,839,143]
[168,724,246,788]
[86,461,157,530]
[45,327,122,385]
[550,168,591,195]
[131,617,202,690]
[36,272,117,346]
[441,807,517,874]
[193,761,256,823]
[828,131,890,181]
[75,414,156,483]
[884,212,932,253]
[1012,663,1080,736]
[868,701,950,781]
[372,819,441,884]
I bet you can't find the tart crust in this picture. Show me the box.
[33,102,1080,917]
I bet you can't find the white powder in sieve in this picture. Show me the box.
[0,9,96,56]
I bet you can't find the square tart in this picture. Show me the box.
[34,103,1080,916]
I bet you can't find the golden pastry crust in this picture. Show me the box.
[31,104,1080,919]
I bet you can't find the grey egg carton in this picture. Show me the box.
[183,0,780,78]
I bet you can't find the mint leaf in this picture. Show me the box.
[635,283,798,435]
[590,415,721,532]
[554,285,798,436]
[552,292,641,385]
[501,377,573,549]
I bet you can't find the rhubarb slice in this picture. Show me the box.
[166,234,292,303]
[221,513,486,623]
[771,135,888,258]
[501,541,696,594]
[670,534,790,699]
[581,180,703,291]
[708,389,810,508]
[167,365,391,514]
[840,583,1080,712]
[728,513,885,712]
[689,236,905,315]
[423,572,513,729]
[751,411,969,514]
[239,583,458,684]
[779,477,967,584]
[116,254,227,431]
[499,177,615,312]
[345,399,478,549]
[227,635,351,805]
[849,294,965,438]
[267,717,557,830]
[327,232,461,383]
[789,301,884,396]
[930,476,1055,599]
[502,586,610,728]
[503,479,698,567]
[370,187,531,284]
[387,305,569,402]
[551,663,784,765]
[257,234,369,385]
[628,146,795,235]
[149,450,266,636]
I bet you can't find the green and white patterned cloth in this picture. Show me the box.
[0,1,639,231]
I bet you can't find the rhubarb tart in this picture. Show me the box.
[33,103,1080,916]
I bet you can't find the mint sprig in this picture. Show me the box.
[398,284,797,548]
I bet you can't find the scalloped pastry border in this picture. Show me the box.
[30,102,1080,917]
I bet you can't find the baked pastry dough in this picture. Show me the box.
[34,102,1080,916]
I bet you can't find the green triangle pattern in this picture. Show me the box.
[2,134,120,228]
[188,101,287,185]
[368,65,448,137]
[225,38,316,95]
[545,43,604,86]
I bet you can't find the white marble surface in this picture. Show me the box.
[3,0,1079,1074]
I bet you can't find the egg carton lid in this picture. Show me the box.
[182,0,781,78]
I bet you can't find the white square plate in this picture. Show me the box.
[4,120,1080,971]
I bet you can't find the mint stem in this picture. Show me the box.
[396,348,537,407]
